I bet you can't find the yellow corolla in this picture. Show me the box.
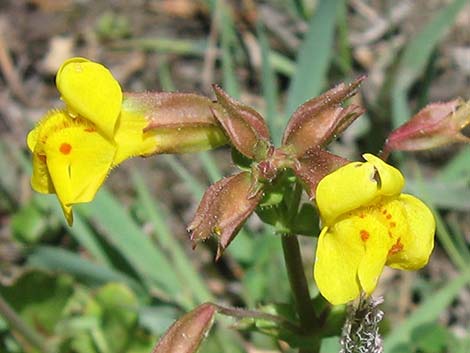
[27,58,157,225]
[313,154,435,305]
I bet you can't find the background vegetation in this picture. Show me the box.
[0,0,469,352]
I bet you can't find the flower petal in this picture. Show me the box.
[314,226,363,305]
[363,154,404,196]
[31,153,54,194]
[387,194,435,270]
[56,57,122,139]
[316,155,404,225]
[356,215,393,295]
[44,126,116,216]
[27,126,39,152]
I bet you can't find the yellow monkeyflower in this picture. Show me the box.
[313,154,435,305]
[27,57,226,225]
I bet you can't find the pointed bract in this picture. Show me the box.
[282,77,365,156]
[294,148,349,198]
[188,171,263,259]
[212,84,271,160]
[152,303,217,353]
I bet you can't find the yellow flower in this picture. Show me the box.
[27,58,156,225]
[27,58,227,225]
[313,154,435,305]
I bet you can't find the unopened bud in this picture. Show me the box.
[384,99,470,157]
[152,303,217,353]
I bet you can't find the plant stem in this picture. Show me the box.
[282,235,321,353]
[0,294,53,353]
[281,182,320,353]
[213,303,302,334]
[281,235,318,331]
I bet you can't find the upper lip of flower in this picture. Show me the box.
[55,57,123,139]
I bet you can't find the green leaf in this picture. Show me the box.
[91,283,139,352]
[0,271,74,335]
[292,203,320,237]
[11,200,49,244]
[411,322,450,353]
[286,0,343,117]
[231,147,253,171]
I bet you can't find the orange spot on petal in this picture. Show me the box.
[360,230,370,242]
[59,143,72,155]
[84,127,95,132]
[38,154,47,162]
[388,238,404,256]
[382,209,387,215]
[386,214,392,220]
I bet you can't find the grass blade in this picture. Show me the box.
[257,22,281,143]
[28,246,146,297]
[83,188,191,308]
[286,0,343,117]
[384,270,470,351]
[392,0,467,126]
[132,171,214,303]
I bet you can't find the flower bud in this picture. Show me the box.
[152,303,217,353]
[211,85,271,160]
[384,99,470,156]
[282,77,365,157]
[188,171,263,259]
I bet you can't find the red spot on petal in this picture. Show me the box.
[388,238,404,256]
[59,143,72,155]
[360,230,369,242]
[84,127,95,132]
[38,154,47,162]
[359,213,365,218]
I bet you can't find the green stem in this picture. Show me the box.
[0,294,53,353]
[213,303,302,334]
[281,235,318,331]
[282,235,321,353]
[281,182,320,353]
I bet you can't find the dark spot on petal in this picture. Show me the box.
[360,230,369,241]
